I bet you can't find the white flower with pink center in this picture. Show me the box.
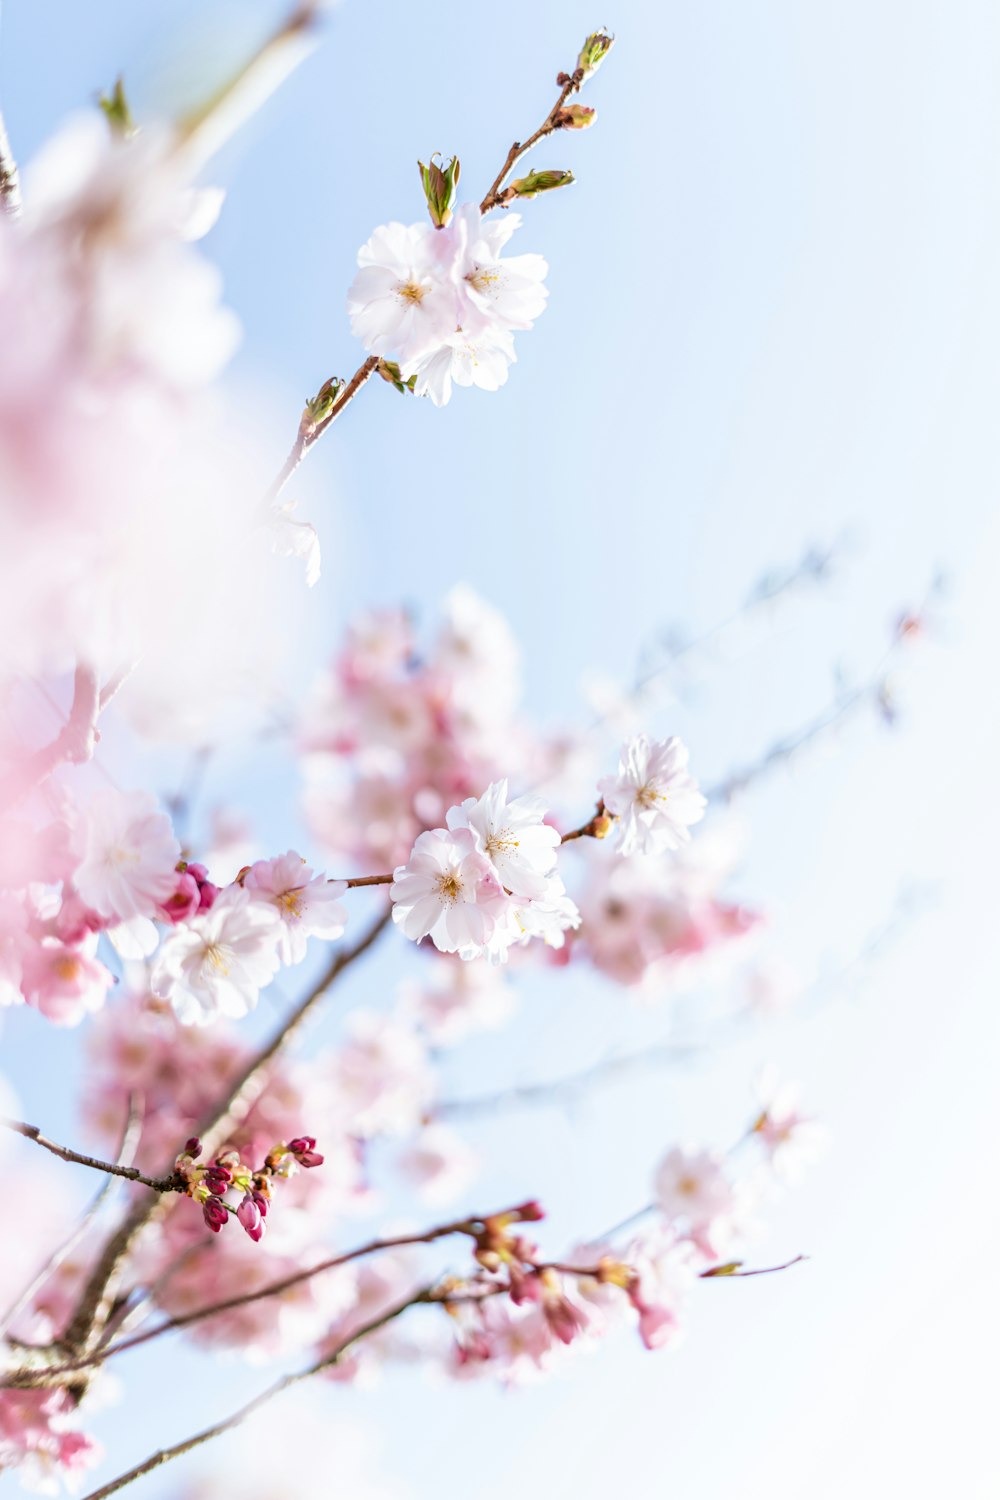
[447,778,560,900]
[598,734,707,856]
[150,885,281,1026]
[244,850,347,965]
[347,220,449,364]
[390,826,507,956]
[71,788,180,923]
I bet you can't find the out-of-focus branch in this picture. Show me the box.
[439,884,930,1121]
[0,108,21,218]
[77,1287,435,1500]
[177,2,325,168]
[0,665,101,812]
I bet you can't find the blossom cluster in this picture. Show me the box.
[348,205,548,405]
[0,789,346,1026]
[390,779,579,961]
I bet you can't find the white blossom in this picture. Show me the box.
[390,827,507,956]
[150,885,281,1026]
[447,778,560,900]
[72,789,180,923]
[598,735,707,856]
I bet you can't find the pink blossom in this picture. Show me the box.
[19,937,112,1025]
[244,851,347,964]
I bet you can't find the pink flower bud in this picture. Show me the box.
[237,1192,266,1243]
[184,1137,202,1157]
[202,1197,228,1233]
[288,1136,324,1168]
[159,873,200,924]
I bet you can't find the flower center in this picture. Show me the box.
[466,265,502,295]
[396,280,427,304]
[485,825,520,859]
[437,873,463,905]
[203,943,232,976]
[636,782,667,809]
[276,889,303,919]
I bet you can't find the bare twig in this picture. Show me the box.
[3,1119,183,1194]
[479,72,583,213]
[78,1287,433,1500]
[0,1099,143,1341]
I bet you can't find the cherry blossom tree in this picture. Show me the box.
[0,8,929,1496]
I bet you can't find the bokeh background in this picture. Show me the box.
[2,1,999,1496]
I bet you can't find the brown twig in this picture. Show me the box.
[0,1099,143,1342]
[3,1120,182,1195]
[339,804,611,888]
[78,1288,434,1500]
[264,356,380,509]
[479,69,583,213]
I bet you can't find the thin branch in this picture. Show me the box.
[58,906,392,1356]
[15,1217,476,1383]
[0,1098,142,1341]
[264,356,380,510]
[340,805,610,888]
[479,69,583,213]
[78,1288,432,1500]
[699,1255,807,1279]
[3,1120,182,1194]
[0,107,21,218]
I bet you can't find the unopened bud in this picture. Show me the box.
[508,169,575,200]
[511,1199,545,1223]
[301,377,343,436]
[418,154,461,229]
[701,1261,743,1277]
[577,31,614,80]
[99,77,135,137]
[592,813,613,839]
[377,359,417,395]
[184,1137,202,1158]
[555,104,597,130]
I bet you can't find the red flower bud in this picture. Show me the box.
[202,1197,228,1233]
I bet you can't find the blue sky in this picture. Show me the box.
[2,1,1000,1496]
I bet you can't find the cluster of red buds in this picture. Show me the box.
[174,1134,325,1243]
